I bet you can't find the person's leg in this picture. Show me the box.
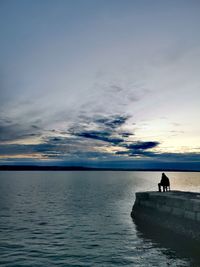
[163,186,166,192]
[158,183,161,192]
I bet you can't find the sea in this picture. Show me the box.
[0,171,200,267]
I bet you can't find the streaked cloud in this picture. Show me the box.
[0,1,200,169]
[123,141,160,150]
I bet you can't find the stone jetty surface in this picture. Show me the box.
[131,191,200,241]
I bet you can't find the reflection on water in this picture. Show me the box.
[0,171,199,266]
[133,215,200,267]
[169,172,200,192]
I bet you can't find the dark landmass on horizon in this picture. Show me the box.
[0,165,199,172]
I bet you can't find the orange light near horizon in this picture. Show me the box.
[0,153,44,159]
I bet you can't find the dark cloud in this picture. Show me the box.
[1,140,200,166]
[0,138,114,160]
[0,143,53,155]
[75,130,124,145]
[153,152,200,161]
[115,150,153,157]
[68,114,130,146]
[124,141,160,150]
[95,115,129,129]
[0,118,42,142]
[0,124,33,142]
[116,141,160,157]
[115,148,200,162]
[48,137,64,142]
[127,150,156,157]
[120,132,133,138]
[1,111,199,170]
[31,125,40,129]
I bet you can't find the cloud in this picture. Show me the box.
[74,130,124,145]
[124,141,160,150]
[0,123,40,142]
[120,132,133,138]
[94,115,129,129]
[0,110,199,169]
[0,114,161,161]
[68,114,130,145]
[1,140,200,166]
[0,113,129,159]
[31,125,40,129]
[0,137,114,160]
[116,146,200,163]
[0,115,44,143]
[115,141,160,157]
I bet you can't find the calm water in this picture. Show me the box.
[0,171,200,267]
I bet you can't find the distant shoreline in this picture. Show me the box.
[0,165,199,172]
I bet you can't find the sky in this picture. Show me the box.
[0,0,200,169]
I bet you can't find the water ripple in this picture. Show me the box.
[0,171,199,266]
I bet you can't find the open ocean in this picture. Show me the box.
[0,171,200,267]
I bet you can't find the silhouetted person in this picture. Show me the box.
[158,173,170,192]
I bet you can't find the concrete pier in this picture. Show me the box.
[131,191,200,241]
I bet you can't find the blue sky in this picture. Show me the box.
[0,0,200,169]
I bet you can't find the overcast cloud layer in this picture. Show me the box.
[0,0,200,169]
